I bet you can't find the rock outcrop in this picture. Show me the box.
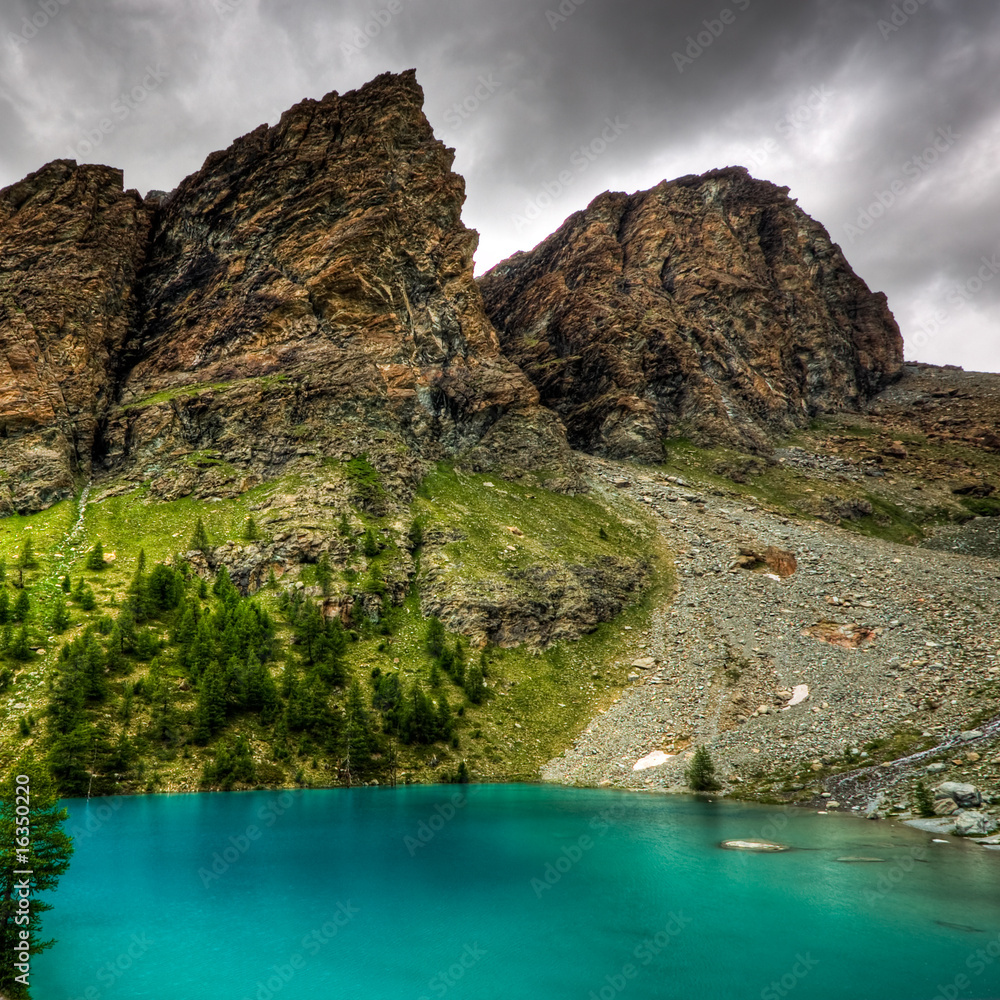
[0,162,151,513]
[479,167,904,459]
[100,70,575,502]
[0,71,577,515]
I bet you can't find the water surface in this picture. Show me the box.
[36,785,1000,999]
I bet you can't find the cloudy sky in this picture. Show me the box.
[2,0,997,371]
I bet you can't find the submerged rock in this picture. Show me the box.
[720,840,789,852]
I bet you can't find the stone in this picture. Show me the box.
[954,811,996,837]
[631,657,657,670]
[934,798,959,816]
[720,840,789,852]
[480,167,903,460]
[934,782,982,808]
[632,750,674,771]
[926,762,948,774]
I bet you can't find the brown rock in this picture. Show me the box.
[480,167,903,458]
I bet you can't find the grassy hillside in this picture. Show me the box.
[0,464,669,794]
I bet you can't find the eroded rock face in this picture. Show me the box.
[101,70,576,500]
[0,162,151,512]
[480,167,904,458]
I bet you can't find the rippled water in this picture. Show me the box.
[36,785,1000,1000]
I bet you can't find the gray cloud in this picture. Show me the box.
[1,0,997,371]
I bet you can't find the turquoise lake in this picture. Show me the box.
[35,785,1000,1000]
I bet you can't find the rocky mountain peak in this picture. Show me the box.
[479,166,904,459]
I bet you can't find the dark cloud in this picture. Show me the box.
[1,0,997,370]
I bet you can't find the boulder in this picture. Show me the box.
[934,782,982,808]
[954,811,996,837]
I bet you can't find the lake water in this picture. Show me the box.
[35,785,1000,1000]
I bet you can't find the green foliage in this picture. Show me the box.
[686,746,721,792]
[362,528,381,559]
[85,541,106,571]
[11,591,29,623]
[18,538,37,571]
[0,590,10,626]
[345,455,388,513]
[50,597,70,634]
[914,781,936,818]
[244,516,263,541]
[190,518,211,554]
[201,735,255,790]
[60,575,71,594]
[315,553,333,597]
[10,627,32,663]
[0,755,74,997]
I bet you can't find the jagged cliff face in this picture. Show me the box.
[479,168,905,459]
[101,70,575,502]
[0,72,576,514]
[0,162,151,513]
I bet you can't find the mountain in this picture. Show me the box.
[0,70,577,518]
[0,71,995,812]
[479,168,904,459]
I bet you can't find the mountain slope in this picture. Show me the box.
[479,167,904,459]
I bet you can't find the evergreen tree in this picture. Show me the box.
[11,591,29,623]
[266,567,278,590]
[10,628,32,663]
[244,516,262,541]
[194,661,226,743]
[426,617,446,659]
[59,575,71,594]
[464,661,486,705]
[315,553,333,597]
[246,653,278,724]
[343,679,377,785]
[18,538,37,572]
[338,512,351,538]
[0,590,10,625]
[128,550,152,621]
[0,754,74,998]
[147,563,183,611]
[914,781,936,818]
[0,557,5,583]
[686,746,720,792]
[362,528,380,559]
[190,519,211,554]
[85,542,106,571]
[50,597,70,634]
[408,519,424,552]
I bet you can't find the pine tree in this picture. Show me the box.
[0,558,6,583]
[0,754,74,997]
[362,528,380,559]
[686,746,720,792]
[267,567,278,590]
[914,781,936,818]
[338,512,351,538]
[190,518,211,554]
[464,661,486,705]
[426,617,446,659]
[344,679,376,785]
[315,553,333,597]
[0,590,10,626]
[85,542,106,571]
[11,591,29,623]
[50,597,70,634]
[60,575,71,594]
[244,516,262,541]
[18,538,37,571]
[10,627,32,663]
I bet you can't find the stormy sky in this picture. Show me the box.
[1,0,998,372]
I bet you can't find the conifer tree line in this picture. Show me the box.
[0,530,479,795]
